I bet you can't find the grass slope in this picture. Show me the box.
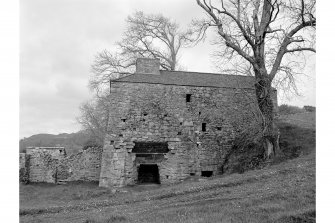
[20,153,315,223]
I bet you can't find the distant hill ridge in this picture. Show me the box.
[19,130,96,155]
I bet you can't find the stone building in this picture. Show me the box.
[99,58,278,187]
[19,58,277,187]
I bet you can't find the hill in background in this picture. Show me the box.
[19,130,97,155]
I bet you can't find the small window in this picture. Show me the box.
[121,118,126,122]
[110,140,114,145]
[166,175,169,179]
[201,171,213,177]
[190,173,195,176]
[217,127,222,131]
[186,94,192,102]
[180,122,183,125]
[202,123,207,132]
[199,112,201,115]
[119,134,123,137]
[143,113,148,116]
[177,131,182,135]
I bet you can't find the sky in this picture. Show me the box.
[20,0,316,139]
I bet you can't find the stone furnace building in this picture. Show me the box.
[19,58,277,187]
[99,58,277,187]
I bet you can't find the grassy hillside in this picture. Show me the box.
[20,153,315,223]
[19,131,93,155]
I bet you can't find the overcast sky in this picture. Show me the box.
[20,0,315,139]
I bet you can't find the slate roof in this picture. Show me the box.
[112,70,255,89]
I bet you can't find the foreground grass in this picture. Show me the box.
[20,153,315,223]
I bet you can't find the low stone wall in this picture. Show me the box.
[22,147,102,183]
[57,147,102,182]
[19,153,29,183]
[26,149,59,183]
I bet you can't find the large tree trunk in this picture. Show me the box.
[254,74,281,159]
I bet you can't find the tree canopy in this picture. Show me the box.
[90,11,198,91]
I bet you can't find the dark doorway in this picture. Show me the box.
[201,171,213,177]
[138,164,160,184]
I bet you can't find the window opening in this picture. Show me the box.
[202,123,207,132]
[186,94,192,102]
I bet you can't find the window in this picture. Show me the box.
[177,131,182,135]
[217,127,222,131]
[121,118,126,122]
[186,94,192,102]
[202,123,207,132]
[190,173,195,176]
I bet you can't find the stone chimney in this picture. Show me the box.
[136,58,160,75]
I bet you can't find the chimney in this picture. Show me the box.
[136,58,160,75]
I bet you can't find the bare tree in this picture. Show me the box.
[77,92,111,146]
[90,11,198,91]
[195,0,315,157]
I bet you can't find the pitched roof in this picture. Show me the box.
[112,70,255,89]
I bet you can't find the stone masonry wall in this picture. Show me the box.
[26,148,65,183]
[99,82,260,187]
[19,153,29,183]
[57,147,102,182]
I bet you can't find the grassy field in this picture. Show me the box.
[20,112,315,223]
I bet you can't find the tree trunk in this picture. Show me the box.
[254,74,281,159]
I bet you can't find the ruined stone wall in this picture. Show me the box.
[57,147,102,182]
[100,82,260,187]
[26,148,65,183]
[19,153,27,169]
[19,153,29,183]
[23,147,102,183]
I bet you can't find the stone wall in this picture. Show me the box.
[26,148,65,183]
[23,147,102,183]
[19,153,29,183]
[19,153,27,169]
[57,147,102,182]
[136,58,160,75]
[99,82,261,187]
